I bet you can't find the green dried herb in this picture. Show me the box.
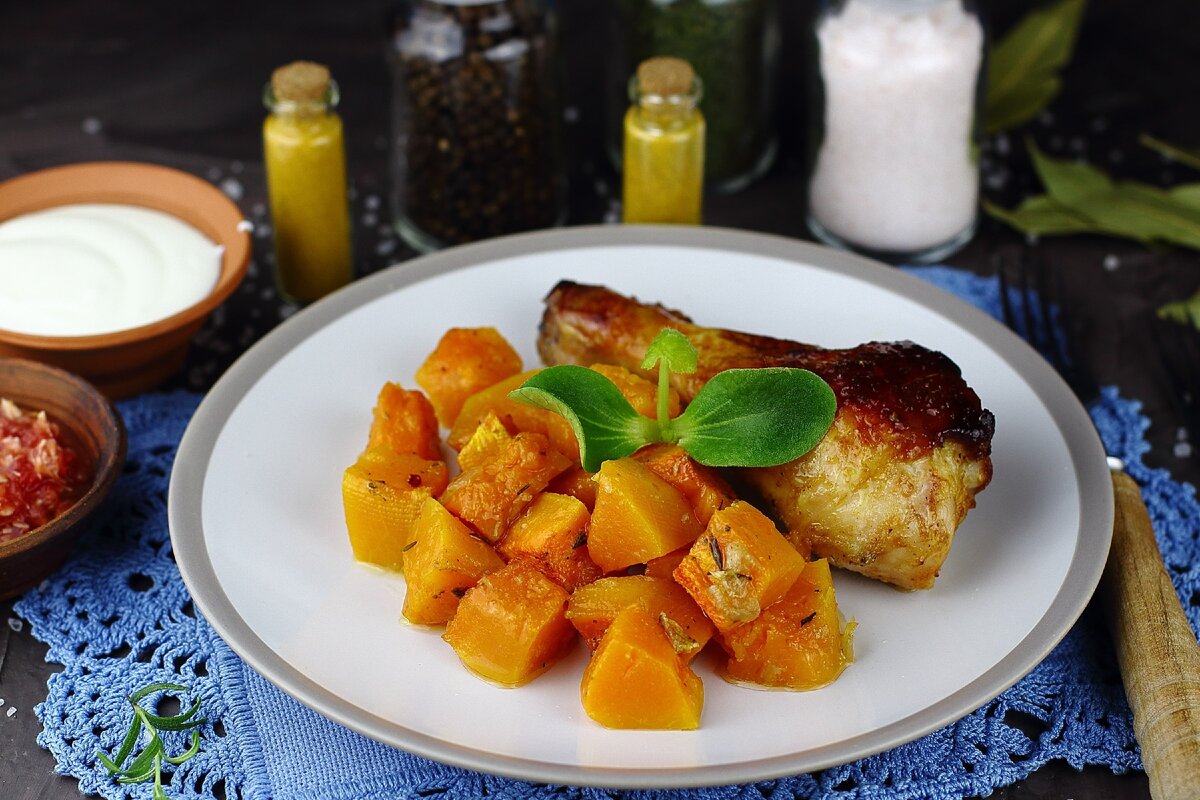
[985,0,1086,134]
[96,683,205,800]
[984,140,1200,251]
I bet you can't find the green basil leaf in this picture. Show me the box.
[510,366,656,472]
[671,368,836,467]
[640,328,697,374]
[1141,134,1200,172]
[986,0,1086,134]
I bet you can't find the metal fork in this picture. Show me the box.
[996,253,1200,800]
[1149,311,1200,455]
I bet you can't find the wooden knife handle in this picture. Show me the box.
[1102,471,1200,800]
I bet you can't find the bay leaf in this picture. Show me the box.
[1141,134,1200,172]
[986,0,1087,134]
[981,195,1095,235]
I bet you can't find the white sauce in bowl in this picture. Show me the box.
[0,203,224,337]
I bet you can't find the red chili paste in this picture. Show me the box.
[0,398,90,544]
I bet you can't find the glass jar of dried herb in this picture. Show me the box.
[610,0,779,194]
[389,0,565,252]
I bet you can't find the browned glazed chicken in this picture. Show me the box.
[537,281,994,590]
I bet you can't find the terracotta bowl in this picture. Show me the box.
[0,358,126,600]
[0,161,252,398]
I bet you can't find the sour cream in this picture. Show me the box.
[0,203,223,336]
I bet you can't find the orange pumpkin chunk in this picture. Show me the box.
[546,465,597,511]
[447,370,580,461]
[644,547,689,579]
[498,492,602,593]
[342,448,450,571]
[443,559,577,687]
[416,327,523,426]
[402,498,505,625]
[587,458,703,574]
[673,501,807,633]
[633,443,737,526]
[721,558,856,690]
[367,383,441,461]
[566,575,714,661]
[580,605,704,730]
[589,363,681,420]
[440,430,571,543]
[456,411,513,471]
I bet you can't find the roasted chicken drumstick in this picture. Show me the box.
[537,281,994,590]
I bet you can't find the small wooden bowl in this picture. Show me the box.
[0,161,251,398]
[0,358,126,599]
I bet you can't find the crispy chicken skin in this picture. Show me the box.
[537,281,994,590]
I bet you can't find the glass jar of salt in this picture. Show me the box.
[806,0,985,263]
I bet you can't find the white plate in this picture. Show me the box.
[169,226,1113,788]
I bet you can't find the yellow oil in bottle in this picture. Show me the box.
[263,61,353,303]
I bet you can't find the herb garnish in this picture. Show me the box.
[96,682,205,800]
[509,329,836,472]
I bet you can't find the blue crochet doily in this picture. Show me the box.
[14,267,1200,800]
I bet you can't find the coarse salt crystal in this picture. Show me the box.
[7,617,21,633]
[808,0,983,254]
[6,707,14,718]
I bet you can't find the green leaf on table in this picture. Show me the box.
[509,365,654,472]
[1140,134,1200,172]
[981,195,1096,235]
[1158,290,1200,327]
[985,0,1087,134]
[96,683,206,799]
[988,140,1200,250]
[670,368,837,468]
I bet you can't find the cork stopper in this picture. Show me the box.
[636,57,695,97]
[271,61,331,103]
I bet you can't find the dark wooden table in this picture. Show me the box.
[2,1,1198,797]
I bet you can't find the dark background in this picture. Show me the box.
[3,1,1200,797]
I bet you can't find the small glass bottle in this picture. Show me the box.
[610,0,778,193]
[806,0,986,263]
[388,0,565,252]
[262,61,354,303]
[622,57,705,225]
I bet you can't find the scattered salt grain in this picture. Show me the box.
[6,707,15,718]
[231,160,245,174]
[206,166,223,181]
[7,617,22,633]
[256,223,273,239]
[236,220,255,234]
[362,212,379,228]
[364,194,382,211]
[594,179,609,198]
[219,177,244,201]
[375,238,398,257]
[251,202,267,218]
[993,134,1010,156]
[0,698,5,707]
[603,199,621,224]
[1175,441,1193,459]
[82,117,103,135]
[1103,254,1120,271]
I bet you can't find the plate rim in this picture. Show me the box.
[168,224,1114,789]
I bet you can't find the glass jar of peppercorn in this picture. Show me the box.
[389,0,565,252]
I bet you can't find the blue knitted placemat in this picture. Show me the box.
[15,267,1200,800]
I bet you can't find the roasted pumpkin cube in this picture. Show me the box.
[366,383,441,461]
[442,559,577,687]
[644,547,689,579]
[447,370,580,462]
[587,458,703,574]
[589,363,681,420]
[721,558,856,690]
[580,605,704,730]
[565,575,714,661]
[546,465,597,511]
[633,443,737,526]
[498,492,602,593]
[416,327,524,426]
[402,497,505,625]
[342,448,450,571]
[456,411,513,471]
[440,430,571,543]
[673,501,807,632]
